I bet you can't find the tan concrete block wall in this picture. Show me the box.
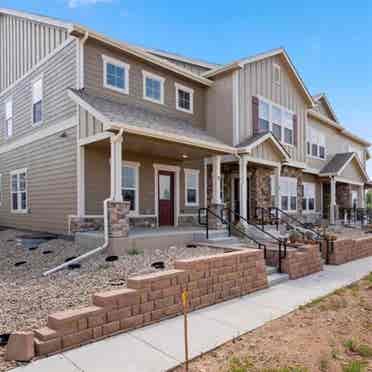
[28,249,268,358]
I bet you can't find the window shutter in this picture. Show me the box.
[252,96,259,134]
[293,114,298,146]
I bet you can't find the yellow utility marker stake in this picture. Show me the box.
[182,290,189,372]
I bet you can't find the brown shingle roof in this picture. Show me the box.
[319,153,354,174]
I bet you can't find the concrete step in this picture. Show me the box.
[268,272,290,287]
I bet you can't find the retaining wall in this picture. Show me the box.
[30,249,267,358]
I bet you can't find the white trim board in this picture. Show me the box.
[0,117,77,154]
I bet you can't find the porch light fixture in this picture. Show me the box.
[182,154,189,159]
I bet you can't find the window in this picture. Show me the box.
[103,55,129,94]
[32,78,43,125]
[184,169,199,206]
[273,64,281,85]
[121,162,140,214]
[143,71,164,104]
[175,83,193,113]
[258,98,294,145]
[307,127,326,159]
[10,169,27,213]
[258,100,270,132]
[5,99,13,138]
[302,182,316,212]
[280,177,297,212]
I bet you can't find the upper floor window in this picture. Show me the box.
[102,55,130,94]
[302,182,315,212]
[307,127,326,160]
[175,83,194,114]
[143,71,165,104]
[280,176,297,212]
[32,78,43,125]
[5,99,13,138]
[184,169,199,206]
[273,64,281,85]
[10,168,28,213]
[258,98,294,145]
[121,161,140,214]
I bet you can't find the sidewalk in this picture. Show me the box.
[12,256,372,372]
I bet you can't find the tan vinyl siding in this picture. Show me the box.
[85,146,204,216]
[84,39,206,131]
[238,54,308,163]
[205,73,234,145]
[250,141,283,162]
[0,126,77,234]
[339,159,364,182]
[78,107,104,139]
[0,13,69,92]
[307,117,366,170]
[0,39,77,143]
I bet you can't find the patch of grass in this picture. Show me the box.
[342,360,367,372]
[364,272,372,283]
[344,339,358,353]
[300,295,328,309]
[319,357,329,371]
[261,368,308,372]
[344,339,372,358]
[227,356,253,372]
[346,282,360,296]
[319,296,348,312]
[126,247,143,256]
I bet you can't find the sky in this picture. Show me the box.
[2,0,372,174]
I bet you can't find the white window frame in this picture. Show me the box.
[273,63,281,85]
[184,168,199,207]
[142,70,165,105]
[10,168,28,214]
[175,83,194,114]
[102,54,130,95]
[307,127,326,160]
[121,161,140,215]
[5,98,13,138]
[31,76,43,126]
[279,176,297,212]
[257,96,294,146]
[302,182,316,213]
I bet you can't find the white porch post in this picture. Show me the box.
[110,133,123,202]
[212,155,221,204]
[239,155,248,219]
[274,165,281,208]
[77,145,85,216]
[330,176,336,224]
[359,185,365,208]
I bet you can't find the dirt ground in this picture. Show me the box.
[173,273,372,372]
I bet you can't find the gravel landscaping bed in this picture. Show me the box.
[0,229,222,371]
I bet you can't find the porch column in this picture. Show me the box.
[77,145,85,216]
[110,133,123,202]
[274,165,281,208]
[239,155,248,219]
[359,185,365,208]
[330,176,336,224]
[212,155,221,204]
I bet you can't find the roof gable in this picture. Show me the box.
[313,93,338,122]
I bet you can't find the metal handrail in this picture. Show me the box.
[198,207,267,259]
[221,207,288,273]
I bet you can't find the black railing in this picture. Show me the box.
[339,207,372,227]
[198,207,267,260]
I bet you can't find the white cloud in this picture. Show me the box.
[68,0,112,8]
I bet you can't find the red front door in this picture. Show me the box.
[158,171,174,226]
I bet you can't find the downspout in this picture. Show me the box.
[43,129,124,276]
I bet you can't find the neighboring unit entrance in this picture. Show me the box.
[158,171,174,226]
[233,177,250,221]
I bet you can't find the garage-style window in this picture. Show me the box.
[302,182,316,212]
[176,83,193,114]
[121,162,139,214]
[103,55,129,94]
[10,168,28,213]
[280,177,297,212]
[184,169,199,206]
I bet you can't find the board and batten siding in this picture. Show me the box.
[0,126,77,234]
[238,54,309,163]
[0,39,78,144]
[0,13,69,92]
[306,117,366,171]
[83,39,206,131]
[78,107,105,139]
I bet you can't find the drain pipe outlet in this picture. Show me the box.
[43,198,111,276]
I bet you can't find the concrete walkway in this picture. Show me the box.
[12,257,372,372]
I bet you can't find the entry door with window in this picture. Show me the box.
[158,171,174,226]
[233,177,250,221]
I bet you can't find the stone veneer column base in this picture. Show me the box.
[107,200,131,238]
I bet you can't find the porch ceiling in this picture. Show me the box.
[86,132,226,161]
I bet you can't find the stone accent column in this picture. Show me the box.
[330,177,336,224]
[107,200,131,238]
[239,155,248,219]
[208,203,225,230]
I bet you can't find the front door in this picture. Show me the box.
[158,171,174,226]
[233,177,250,221]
